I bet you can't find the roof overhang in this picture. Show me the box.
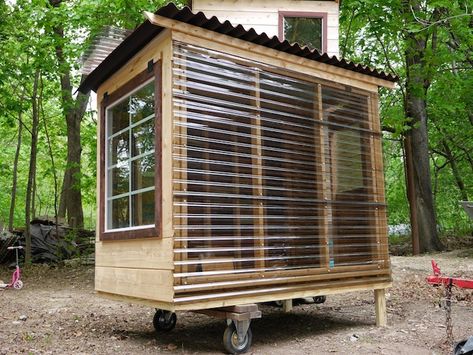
[79,3,397,94]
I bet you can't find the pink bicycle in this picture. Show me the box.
[0,246,23,290]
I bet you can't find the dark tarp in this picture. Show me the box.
[0,219,94,264]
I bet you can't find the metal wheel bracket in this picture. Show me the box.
[232,319,251,343]
[195,304,260,344]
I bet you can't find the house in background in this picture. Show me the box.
[82,1,340,75]
[191,0,340,57]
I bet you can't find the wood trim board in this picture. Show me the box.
[98,62,163,241]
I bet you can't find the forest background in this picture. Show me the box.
[0,0,472,259]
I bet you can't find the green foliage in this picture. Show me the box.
[340,0,473,234]
[1,0,471,239]
[0,0,176,230]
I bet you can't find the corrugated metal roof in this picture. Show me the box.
[79,3,397,93]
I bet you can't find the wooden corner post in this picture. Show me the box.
[374,288,387,327]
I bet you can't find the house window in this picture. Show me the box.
[100,63,161,240]
[279,12,327,53]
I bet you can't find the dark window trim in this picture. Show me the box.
[99,61,162,241]
[278,11,328,53]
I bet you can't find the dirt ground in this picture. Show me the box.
[1,252,473,355]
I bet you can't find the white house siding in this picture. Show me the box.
[192,0,340,57]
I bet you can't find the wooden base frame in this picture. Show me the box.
[98,281,391,323]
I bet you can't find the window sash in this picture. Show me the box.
[105,79,155,232]
[278,11,327,53]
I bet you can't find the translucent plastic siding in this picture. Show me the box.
[172,42,389,293]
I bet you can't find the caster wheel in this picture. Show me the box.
[13,280,23,290]
[454,340,466,355]
[153,309,176,332]
[272,300,283,307]
[223,322,252,354]
[313,296,326,304]
[454,338,473,355]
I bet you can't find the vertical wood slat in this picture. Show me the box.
[173,47,188,283]
[370,92,389,268]
[251,70,265,270]
[325,99,337,267]
[162,39,175,243]
[366,95,381,264]
[147,48,171,281]
[315,84,330,269]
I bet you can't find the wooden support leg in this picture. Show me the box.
[374,289,387,327]
[283,299,293,313]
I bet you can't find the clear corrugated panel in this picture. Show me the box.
[172,42,388,288]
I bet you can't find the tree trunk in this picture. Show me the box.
[404,136,420,255]
[32,174,37,218]
[441,140,468,201]
[403,0,443,252]
[49,0,90,228]
[65,110,84,229]
[25,70,40,263]
[458,146,473,174]
[58,171,68,219]
[41,73,61,239]
[8,116,23,231]
[404,96,442,252]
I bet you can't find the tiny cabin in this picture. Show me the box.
[79,2,395,352]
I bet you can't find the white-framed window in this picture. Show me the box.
[278,11,327,53]
[105,80,156,231]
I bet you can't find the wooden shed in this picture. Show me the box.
[79,3,396,352]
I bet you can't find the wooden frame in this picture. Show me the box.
[168,39,390,297]
[99,62,163,241]
[278,11,328,53]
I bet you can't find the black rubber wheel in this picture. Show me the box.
[454,339,473,355]
[313,295,326,304]
[223,323,252,354]
[153,309,177,332]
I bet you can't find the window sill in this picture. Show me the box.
[100,226,160,241]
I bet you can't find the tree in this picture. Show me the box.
[401,0,443,252]
[46,0,174,228]
[45,0,88,228]
[340,0,473,252]
[9,113,23,232]
[25,70,40,263]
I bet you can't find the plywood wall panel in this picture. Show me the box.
[95,267,174,302]
[95,239,174,269]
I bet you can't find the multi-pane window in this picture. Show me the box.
[281,14,324,52]
[106,81,155,230]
